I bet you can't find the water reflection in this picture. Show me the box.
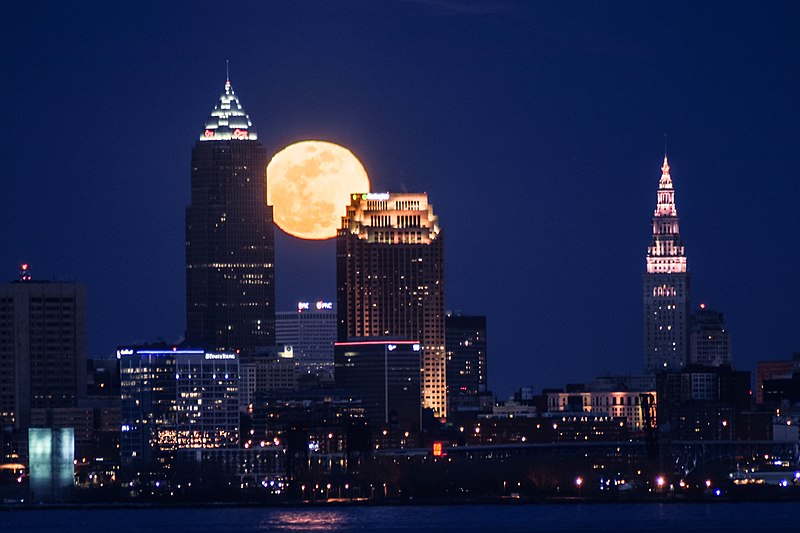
[261,510,349,531]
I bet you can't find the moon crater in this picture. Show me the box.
[267,140,370,240]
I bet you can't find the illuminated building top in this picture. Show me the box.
[199,79,257,141]
[339,192,440,244]
[646,156,687,274]
[337,190,446,418]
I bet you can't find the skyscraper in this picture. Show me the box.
[689,305,731,367]
[337,192,446,418]
[186,78,275,354]
[643,156,690,373]
[445,313,487,414]
[0,267,87,433]
[276,301,337,380]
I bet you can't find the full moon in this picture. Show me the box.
[267,140,370,240]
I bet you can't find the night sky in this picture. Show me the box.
[2,1,798,398]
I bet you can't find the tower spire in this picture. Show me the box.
[226,59,230,83]
[643,152,690,373]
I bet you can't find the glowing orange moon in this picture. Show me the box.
[267,141,370,240]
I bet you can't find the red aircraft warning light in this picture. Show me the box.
[20,263,32,281]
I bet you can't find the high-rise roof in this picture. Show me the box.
[199,79,257,141]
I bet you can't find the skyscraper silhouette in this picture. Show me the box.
[186,78,275,353]
[643,156,690,372]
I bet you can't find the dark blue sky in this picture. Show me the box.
[2,1,798,397]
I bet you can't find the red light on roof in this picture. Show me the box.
[21,264,28,271]
[699,303,706,309]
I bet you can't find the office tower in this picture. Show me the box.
[334,339,422,430]
[276,301,336,380]
[239,346,299,407]
[689,305,731,367]
[118,346,239,479]
[337,192,446,418]
[445,313,487,414]
[186,78,275,354]
[0,268,87,433]
[643,156,690,373]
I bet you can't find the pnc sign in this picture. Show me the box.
[298,301,333,311]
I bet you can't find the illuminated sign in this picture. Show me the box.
[116,349,133,358]
[298,301,332,311]
[432,441,443,457]
[364,192,390,201]
[232,128,249,140]
[203,129,215,138]
[205,353,236,360]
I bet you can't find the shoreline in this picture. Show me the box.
[4,493,800,511]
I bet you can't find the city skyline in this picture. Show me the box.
[2,2,798,398]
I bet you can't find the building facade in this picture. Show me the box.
[643,156,690,372]
[755,358,797,406]
[239,346,299,408]
[445,313,487,414]
[186,78,275,354]
[119,346,239,480]
[655,364,750,440]
[336,192,446,417]
[334,339,422,431]
[276,301,336,380]
[547,390,657,431]
[689,305,732,367]
[0,271,87,438]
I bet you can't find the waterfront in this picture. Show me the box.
[1,503,797,532]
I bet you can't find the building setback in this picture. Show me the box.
[643,156,690,373]
[336,192,446,418]
[186,78,275,354]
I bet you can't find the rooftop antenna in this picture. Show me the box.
[226,60,230,82]
[664,133,668,158]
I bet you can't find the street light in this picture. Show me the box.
[576,477,583,497]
